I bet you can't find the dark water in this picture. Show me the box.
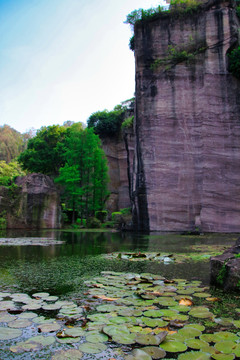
[0,230,238,300]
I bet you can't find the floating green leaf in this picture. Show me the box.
[51,349,83,360]
[141,346,166,359]
[78,342,107,354]
[160,340,188,352]
[0,326,22,340]
[178,351,211,359]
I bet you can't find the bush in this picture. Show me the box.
[111,212,122,222]
[0,213,6,230]
[119,207,132,215]
[86,217,101,229]
[76,218,86,227]
[228,47,240,79]
[95,211,107,222]
[121,116,134,130]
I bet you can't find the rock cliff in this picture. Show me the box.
[101,128,134,213]
[0,173,61,229]
[132,0,240,231]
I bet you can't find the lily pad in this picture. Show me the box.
[32,292,50,299]
[0,312,17,323]
[78,342,107,354]
[184,324,205,332]
[85,332,108,343]
[126,349,152,360]
[57,337,81,344]
[0,326,22,340]
[103,324,130,337]
[8,319,32,328]
[185,338,209,350]
[51,349,83,360]
[42,303,62,311]
[64,327,86,337]
[214,331,239,342]
[26,335,56,346]
[211,354,235,360]
[178,351,211,359]
[142,346,166,359]
[18,312,38,319]
[143,310,163,318]
[178,327,202,339]
[141,317,168,328]
[160,340,188,352]
[112,332,136,345]
[10,341,42,353]
[135,333,165,346]
[38,322,61,333]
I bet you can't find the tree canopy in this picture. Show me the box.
[0,125,25,163]
[18,125,67,176]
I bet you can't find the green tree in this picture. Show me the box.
[18,125,67,176]
[55,126,109,223]
[0,125,25,163]
[0,160,25,186]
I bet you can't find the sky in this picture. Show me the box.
[0,0,166,134]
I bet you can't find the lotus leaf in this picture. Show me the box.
[214,341,237,354]
[0,312,17,323]
[109,316,129,324]
[125,348,152,360]
[179,327,202,339]
[64,327,86,337]
[18,312,38,319]
[22,303,42,310]
[233,320,240,328]
[10,341,42,353]
[160,339,188,352]
[78,342,107,354]
[103,324,130,337]
[211,354,235,360]
[143,310,164,318]
[200,334,217,343]
[57,337,81,344]
[112,332,136,344]
[8,319,32,328]
[32,316,54,324]
[135,333,166,346]
[185,338,209,350]
[184,324,205,332]
[157,297,178,307]
[85,332,108,343]
[189,307,213,319]
[45,296,59,302]
[193,293,211,298]
[172,305,191,313]
[0,300,16,310]
[142,317,168,328]
[96,304,119,312]
[87,313,108,323]
[38,322,61,332]
[51,349,83,360]
[25,335,56,346]
[32,292,50,299]
[178,351,211,359]
[142,346,166,359]
[233,343,240,357]
[159,309,178,317]
[42,303,62,311]
[166,333,185,342]
[214,331,239,342]
[0,326,22,340]
[129,326,152,334]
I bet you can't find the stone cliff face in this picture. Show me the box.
[101,128,134,213]
[132,0,240,231]
[0,174,61,229]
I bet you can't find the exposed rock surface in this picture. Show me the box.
[0,173,61,229]
[132,0,240,231]
[210,238,240,291]
[101,128,134,214]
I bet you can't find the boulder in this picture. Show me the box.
[210,239,240,291]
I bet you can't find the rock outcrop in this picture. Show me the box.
[132,0,240,231]
[0,173,61,229]
[210,238,240,291]
[101,127,134,214]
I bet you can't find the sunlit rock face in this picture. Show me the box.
[6,173,61,229]
[132,0,240,231]
[101,128,134,214]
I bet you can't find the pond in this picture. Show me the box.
[0,230,239,359]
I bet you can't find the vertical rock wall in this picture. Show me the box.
[101,129,134,213]
[5,174,61,229]
[133,0,240,231]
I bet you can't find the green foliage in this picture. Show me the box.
[18,124,68,176]
[151,40,207,71]
[124,6,164,27]
[237,6,240,19]
[216,264,227,285]
[95,210,108,222]
[0,125,26,163]
[129,35,135,51]
[86,217,101,229]
[0,212,6,230]
[111,212,122,222]
[235,253,240,258]
[228,47,240,79]
[0,160,25,187]
[87,106,126,137]
[170,0,202,14]
[55,127,109,223]
[121,116,134,130]
[119,207,131,215]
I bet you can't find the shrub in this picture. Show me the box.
[86,217,101,229]
[0,213,6,230]
[95,211,108,222]
[119,207,132,215]
[228,47,240,79]
[121,116,134,130]
[111,212,122,222]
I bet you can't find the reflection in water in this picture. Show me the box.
[0,230,238,298]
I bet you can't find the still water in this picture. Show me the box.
[0,230,238,300]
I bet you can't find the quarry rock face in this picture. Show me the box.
[4,173,61,229]
[101,129,134,214]
[133,0,240,231]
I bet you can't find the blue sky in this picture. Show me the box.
[0,0,165,133]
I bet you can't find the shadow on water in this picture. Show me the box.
[0,229,238,298]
